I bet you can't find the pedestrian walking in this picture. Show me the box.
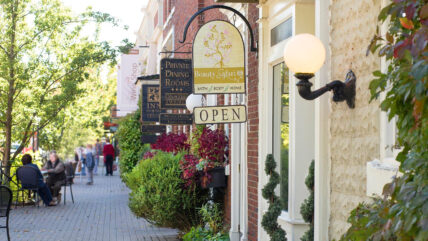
[103,138,115,176]
[94,139,102,175]
[80,145,86,176]
[84,144,95,185]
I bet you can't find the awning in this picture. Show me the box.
[135,74,160,85]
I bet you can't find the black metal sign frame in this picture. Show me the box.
[141,135,158,144]
[160,58,193,109]
[180,5,257,52]
[141,125,167,133]
[159,113,193,125]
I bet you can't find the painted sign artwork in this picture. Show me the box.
[193,21,245,94]
[160,58,193,109]
[141,83,165,122]
[193,105,247,125]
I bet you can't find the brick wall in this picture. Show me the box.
[246,4,259,241]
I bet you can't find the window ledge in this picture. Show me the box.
[278,211,307,226]
[366,158,400,197]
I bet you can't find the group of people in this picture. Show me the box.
[21,151,67,206]
[74,138,116,185]
[19,138,116,207]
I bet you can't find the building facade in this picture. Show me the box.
[132,0,398,240]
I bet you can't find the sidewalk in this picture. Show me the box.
[7,172,179,241]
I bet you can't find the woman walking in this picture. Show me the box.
[84,144,95,185]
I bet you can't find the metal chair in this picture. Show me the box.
[16,166,40,207]
[62,162,75,205]
[0,185,12,241]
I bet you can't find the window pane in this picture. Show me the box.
[273,62,289,211]
[271,18,293,46]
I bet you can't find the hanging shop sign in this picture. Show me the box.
[141,82,165,122]
[160,58,193,109]
[193,20,245,94]
[141,125,166,133]
[141,135,158,144]
[159,113,193,125]
[193,105,247,124]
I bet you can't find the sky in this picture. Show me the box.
[62,0,147,46]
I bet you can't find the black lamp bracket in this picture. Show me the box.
[295,70,356,108]
[179,5,258,52]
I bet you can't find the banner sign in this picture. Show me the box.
[160,58,193,109]
[117,51,141,117]
[159,113,193,125]
[193,20,245,94]
[141,82,165,122]
[141,125,166,133]
[193,105,247,124]
[141,135,158,144]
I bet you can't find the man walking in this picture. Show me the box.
[103,138,115,176]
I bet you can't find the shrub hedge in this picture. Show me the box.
[127,151,209,231]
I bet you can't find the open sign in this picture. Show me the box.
[193,105,247,124]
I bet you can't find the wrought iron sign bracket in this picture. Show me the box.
[179,5,258,52]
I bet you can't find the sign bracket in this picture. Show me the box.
[179,5,258,52]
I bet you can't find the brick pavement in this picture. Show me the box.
[5,174,179,241]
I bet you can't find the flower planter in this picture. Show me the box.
[207,166,227,188]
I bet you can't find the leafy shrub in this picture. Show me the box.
[151,133,190,153]
[300,160,314,241]
[343,1,428,240]
[183,227,230,241]
[183,203,230,241]
[127,151,208,231]
[116,112,149,177]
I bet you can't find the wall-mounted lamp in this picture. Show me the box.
[186,94,205,113]
[283,34,356,108]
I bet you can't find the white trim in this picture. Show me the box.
[314,0,331,240]
[163,6,175,30]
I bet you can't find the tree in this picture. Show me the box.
[0,0,117,175]
[38,65,117,157]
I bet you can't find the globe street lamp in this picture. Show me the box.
[186,94,205,113]
[283,33,356,108]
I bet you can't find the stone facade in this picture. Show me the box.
[328,0,381,239]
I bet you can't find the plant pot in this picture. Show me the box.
[207,166,226,188]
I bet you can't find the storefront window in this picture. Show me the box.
[273,62,289,211]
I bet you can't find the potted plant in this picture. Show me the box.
[197,128,228,188]
[179,127,228,189]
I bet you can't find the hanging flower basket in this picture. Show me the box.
[198,166,226,189]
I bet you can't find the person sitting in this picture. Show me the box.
[21,154,56,206]
[43,151,66,203]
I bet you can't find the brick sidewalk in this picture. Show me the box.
[6,173,179,241]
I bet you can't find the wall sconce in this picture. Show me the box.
[283,34,356,108]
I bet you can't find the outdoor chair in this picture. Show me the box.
[0,185,12,241]
[62,162,75,205]
[16,166,40,207]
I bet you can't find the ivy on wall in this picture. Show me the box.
[342,1,428,240]
[261,154,287,241]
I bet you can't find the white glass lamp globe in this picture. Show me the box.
[186,94,204,113]
[283,33,326,74]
